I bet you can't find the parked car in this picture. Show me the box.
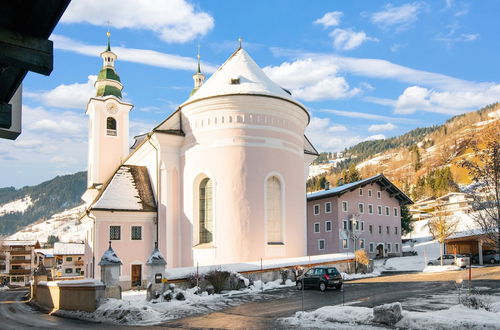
[455,255,470,268]
[471,250,500,264]
[296,267,343,292]
[427,254,470,268]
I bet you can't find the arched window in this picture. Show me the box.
[267,176,283,244]
[199,178,213,244]
[106,117,117,136]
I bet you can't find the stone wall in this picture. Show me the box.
[32,280,105,312]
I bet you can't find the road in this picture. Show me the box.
[0,266,498,329]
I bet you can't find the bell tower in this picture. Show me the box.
[85,32,133,191]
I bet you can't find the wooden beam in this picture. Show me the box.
[0,103,12,129]
[0,27,53,75]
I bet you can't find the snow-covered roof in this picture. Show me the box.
[53,242,84,255]
[98,243,122,266]
[1,240,37,246]
[307,173,413,205]
[146,244,166,265]
[181,48,307,114]
[34,248,54,257]
[92,165,156,212]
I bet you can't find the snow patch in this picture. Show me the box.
[0,196,32,215]
[8,205,86,243]
[422,265,461,273]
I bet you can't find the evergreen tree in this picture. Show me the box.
[400,205,413,236]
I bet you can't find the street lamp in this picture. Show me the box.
[349,214,360,273]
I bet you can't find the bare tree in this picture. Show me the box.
[427,202,459,266]
[461,126,500,253]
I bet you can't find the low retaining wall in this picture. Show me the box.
[164,256,367,289]
[32,279,105,312]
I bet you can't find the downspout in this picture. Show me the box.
[147,134,160,247]
[86,210,97,279]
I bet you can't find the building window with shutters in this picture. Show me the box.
[266,176,283,244]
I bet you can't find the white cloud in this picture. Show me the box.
[368,123,397,132]
[436,32,480,45]
[0,103,158,187]
[329,125,348,132]
[306,116,387,151]
[370,2,424,31]
[61,0,214,43]
[263,58,362,101]
[52,35,217,73]
[395,85,500,114]
[390,43,407,52]
[365,134,386,141]
[25,75,96,109]
[314,11,343,28]
[330,28,378,51]
[268,50,500,115]
[322,109,417,124]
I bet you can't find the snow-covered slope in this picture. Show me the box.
[0,196,32,216]
[8,205,86,243]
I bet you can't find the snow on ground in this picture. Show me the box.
[341,271,380,281]
[422,265,461,273]
[375,238,440,273]
[281,294,500,329]
[407,213,478,240]
[8,205,86,243]
[60,278,296,325]
[308,163,333,178]
[0,196,32,216]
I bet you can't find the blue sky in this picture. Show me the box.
[2,0,500,188]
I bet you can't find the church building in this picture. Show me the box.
[80,35,318,289]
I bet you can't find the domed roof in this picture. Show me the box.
[181,48,306,111]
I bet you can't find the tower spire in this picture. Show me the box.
[190,43,205,97]
[94,31,123,99]
[196,43,201,74]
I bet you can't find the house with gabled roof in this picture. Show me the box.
[79,35,318,289]
[306,174,412,258]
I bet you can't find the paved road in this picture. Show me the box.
[163,266,500,329]
[0,266,498,329]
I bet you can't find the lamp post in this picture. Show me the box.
[349,214,361,273]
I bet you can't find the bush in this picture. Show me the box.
[355,249,370,273]
[205,269,230,293]
[187,272,204,289]
[460,291,492,311]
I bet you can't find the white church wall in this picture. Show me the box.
[179,95,309,267]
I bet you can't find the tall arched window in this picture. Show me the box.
[267,176,283,244]
[199,178,213,244]
[106,117,117,136]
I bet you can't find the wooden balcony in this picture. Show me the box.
[10,269,31,275]
[10,250,31,256]
[10,259,31,265]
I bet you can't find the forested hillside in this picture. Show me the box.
[307,102,500,201]
[0,172,86,235]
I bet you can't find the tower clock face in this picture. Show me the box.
[106,102,118,114]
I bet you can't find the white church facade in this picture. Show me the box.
[80,36,318,288]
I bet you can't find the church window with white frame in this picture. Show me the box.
[266,176,283,244]
[106,117,117,136]
[199,178,213,244]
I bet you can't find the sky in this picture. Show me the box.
[1,0,500,188]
